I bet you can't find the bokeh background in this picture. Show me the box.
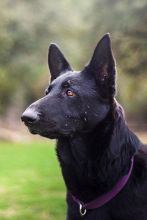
[0,0,147,219]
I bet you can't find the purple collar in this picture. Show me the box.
[69,157,134,216]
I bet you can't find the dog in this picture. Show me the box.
[21,34,147,220]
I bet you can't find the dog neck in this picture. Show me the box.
[56,102,140,202]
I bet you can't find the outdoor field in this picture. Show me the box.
[0,132,146,220]
[0,141,66,220]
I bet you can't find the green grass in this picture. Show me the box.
[0,141,66,220]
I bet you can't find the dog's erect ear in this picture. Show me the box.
[48,44,72,82]
[87,33,116,98]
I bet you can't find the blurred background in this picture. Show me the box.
[0,0,146,219]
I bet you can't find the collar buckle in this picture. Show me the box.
[79,203,87,216]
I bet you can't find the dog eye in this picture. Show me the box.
[66,90,76,97]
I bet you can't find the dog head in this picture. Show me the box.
[21,34,116,139]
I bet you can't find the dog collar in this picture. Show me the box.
[69,157,134,216]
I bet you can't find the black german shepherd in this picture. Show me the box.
[21,34,147,220]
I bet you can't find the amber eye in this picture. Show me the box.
[66,90,75,97]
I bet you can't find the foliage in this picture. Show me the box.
[0,0,147,122]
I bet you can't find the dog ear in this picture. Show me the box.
[87,33,116,98]
[48,44,72,82]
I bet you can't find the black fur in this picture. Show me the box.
[21,34,147,220]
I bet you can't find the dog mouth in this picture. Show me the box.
[24,122,61,139]
[22,115,75,139]
[21,108,62,138]
[22,120,39,134]
[27,126,38,135]
[26,123,74,139]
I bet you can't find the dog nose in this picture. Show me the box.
[21,109,39,124]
